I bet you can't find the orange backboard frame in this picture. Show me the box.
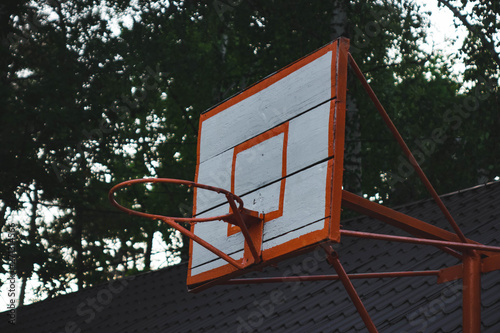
[187,38,350,288]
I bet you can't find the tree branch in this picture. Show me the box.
[50,0,67,44]
[437,0,500,68]
[167,89,198,137]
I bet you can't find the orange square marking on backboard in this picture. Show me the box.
[228,122,289,236]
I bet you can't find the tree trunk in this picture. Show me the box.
[144,228,154,270]
[0,204,7,232]
[331,1,362,195]
[75,207,84,290]
[331,0,347,39]
[20,183,39,306]
[19,275,28,307]
[345,95,362,195]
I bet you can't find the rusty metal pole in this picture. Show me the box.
[323,245,379,333]
[462,251,481,332]
[347,53,468,244]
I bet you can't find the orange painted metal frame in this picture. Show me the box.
[463,251,481,332]
[339,229,500,253]
[341,190,496,258]
[225,270,440,284]
[219,46,500,332]
[328,38,349,243]
[340,55,496,332]
[438,254,500,283]
[323,244,378,333]
[348,53,468,244]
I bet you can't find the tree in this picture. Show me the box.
[436,0,499,186]
[0,0,184,301]
[1,0,497,306]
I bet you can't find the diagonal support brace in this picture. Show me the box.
[347,53,467,244]
[322,244,379,333]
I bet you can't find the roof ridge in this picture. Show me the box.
[439,179,500,199]
[342,180,500,224]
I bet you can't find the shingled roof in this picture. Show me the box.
[2,181,500,332]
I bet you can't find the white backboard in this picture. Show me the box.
[188,38,349,287]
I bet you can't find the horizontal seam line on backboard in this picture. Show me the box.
[259,216,327,244]
[198,96,337,165]
[195,154,334,217]
[190,249,243,270]
[190,217,328,270]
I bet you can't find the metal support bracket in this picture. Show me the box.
[225,194,263,265]
[438,254,500,283]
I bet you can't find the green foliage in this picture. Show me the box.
[1,0,498,304]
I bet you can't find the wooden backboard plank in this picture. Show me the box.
[198,49,334,164]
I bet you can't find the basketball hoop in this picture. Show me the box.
[106,38,500,331]
[108,178,263,271]
[109,178,251,223]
